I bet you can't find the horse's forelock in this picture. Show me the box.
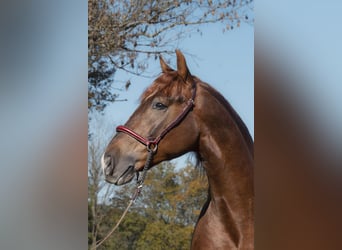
[140,72,193,103]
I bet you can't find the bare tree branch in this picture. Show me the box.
[88,0,254,112]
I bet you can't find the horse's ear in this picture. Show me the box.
[176,49,190,81]
[159,55,174,73]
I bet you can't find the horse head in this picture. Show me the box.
[102,50,199,185]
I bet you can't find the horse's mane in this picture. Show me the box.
[199,81,254,155]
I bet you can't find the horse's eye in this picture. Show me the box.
[153,102,168,110]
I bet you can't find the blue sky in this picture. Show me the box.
[103,23,254,142]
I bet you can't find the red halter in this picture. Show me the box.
[116,80,197,153]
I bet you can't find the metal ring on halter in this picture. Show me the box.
[146,143,158,153]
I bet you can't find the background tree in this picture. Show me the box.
[133,161,207,250]
[88,0,254,112]
[88,118,117,249]
[89,159,208,249]
[88,137,108,249]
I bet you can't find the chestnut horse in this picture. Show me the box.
[102,50,254,249]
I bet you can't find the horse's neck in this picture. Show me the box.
[199,124,254,219]
[196,88,254,247]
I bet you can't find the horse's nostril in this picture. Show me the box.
[102,154,114,175]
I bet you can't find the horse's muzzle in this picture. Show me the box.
[101,153,136,185]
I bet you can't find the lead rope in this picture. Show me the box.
[93,148,156,250]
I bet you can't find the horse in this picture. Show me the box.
[102,50,254,249]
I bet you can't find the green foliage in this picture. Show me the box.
[136,221,192,250]
[88,160,208,249]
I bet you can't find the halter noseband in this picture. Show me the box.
[116,80,197,154]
